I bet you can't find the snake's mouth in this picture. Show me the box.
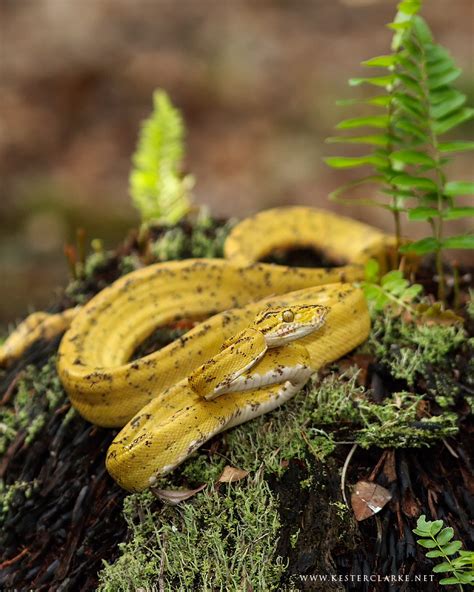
[269,317,327,345]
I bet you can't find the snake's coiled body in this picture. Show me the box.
[1,207,393,491]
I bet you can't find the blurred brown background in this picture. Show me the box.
[0,0,473,325]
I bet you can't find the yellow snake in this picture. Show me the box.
[0,207,393,491]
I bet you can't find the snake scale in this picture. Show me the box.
[0,207,393,491]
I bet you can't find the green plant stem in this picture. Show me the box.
[386,81,402,267]
[416,35,447,303]
[435,243,445,302]
[393,208,402,264]
[427,532,464,591]
[453,262,460,311]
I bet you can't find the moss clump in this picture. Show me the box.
[0,480,38,523]
[0,357,66,455]
[367,314,466,387]
[0,358,69,528]
[306,371,459,448]
[365,312,472,409]
[152,226,187,261]
[151,212,235,262]
[467,289,474,319]
[355,395,458,448]
[98,476,286,592]
[221,375,345,476]
[179,453,227,485]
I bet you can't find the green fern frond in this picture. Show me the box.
[325,0,474,301]
[129,90,193,224]
[413,515,474,588]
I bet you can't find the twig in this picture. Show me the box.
[367,450,389,482]
[442,438,459,459]
[158,534,167,592]
[0,370,25,405]
[0,547,29,570]
[341,443,358,507]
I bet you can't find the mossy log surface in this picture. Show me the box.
[0,217,472,591]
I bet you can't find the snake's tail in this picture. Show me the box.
[0,308,79,367]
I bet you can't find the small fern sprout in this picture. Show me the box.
[130,90,193,225]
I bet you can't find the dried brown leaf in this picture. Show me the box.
[413,303,464,326]
[217,465,249,483]
[351,480,392,521]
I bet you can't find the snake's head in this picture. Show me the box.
[253,304,329,347]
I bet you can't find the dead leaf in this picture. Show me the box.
[413,303,464,326]
[152,484,206,505]
[351,480,392,521]
[217,466,249,483]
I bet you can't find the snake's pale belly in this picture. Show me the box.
[0,207,393,491]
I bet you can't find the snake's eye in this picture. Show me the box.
[282,310,294,323]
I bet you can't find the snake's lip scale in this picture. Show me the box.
[273,317,327,340]
[0,206,393,491]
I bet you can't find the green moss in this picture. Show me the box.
[330,501,350,522]
[367,314,466,387]
[356,399,458,448]
[151,215,235,262]
[24,415,46,445]
[289,530,300,549]
[0,357,66,455]
[467,289,474,319]
[84,251,110,279]
[298,476,313,490]
[0,480,39,523]
[0,417,16,455]
[308,370,458,449]
[223,392,316,475]
[64,281,90,304]
[98,476,286,592]
[179,454,226,485]
[152,227,187,261]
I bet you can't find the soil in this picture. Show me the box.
[0,229,472,591]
